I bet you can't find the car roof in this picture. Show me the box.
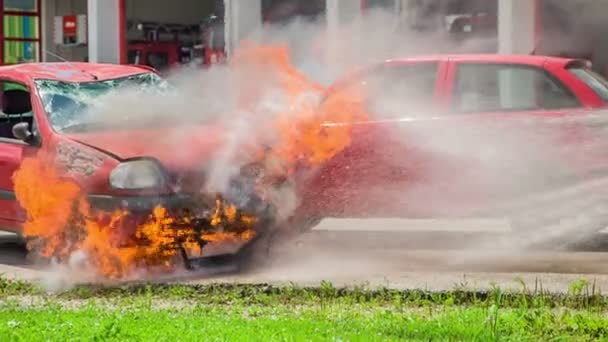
[382,54,579,67]
[0,62,155,82]
[324,54,583,95]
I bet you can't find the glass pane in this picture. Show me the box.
[4,0,37,12]
[4,15,39,39]
[4,41,39,64]
[3,82,28,91]
[366,0,396,10]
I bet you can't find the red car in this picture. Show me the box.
[0,65,260,230]
[293,54,608,246]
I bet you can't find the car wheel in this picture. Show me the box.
[233,216,324,271]
[233,232,274,271]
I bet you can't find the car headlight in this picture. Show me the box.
[109,160,165,189]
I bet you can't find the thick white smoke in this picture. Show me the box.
[37,7,608,290]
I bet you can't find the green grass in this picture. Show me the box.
[1,277,608,341]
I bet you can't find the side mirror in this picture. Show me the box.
[12,122,33,143]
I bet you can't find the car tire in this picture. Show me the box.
[233,216,323,271]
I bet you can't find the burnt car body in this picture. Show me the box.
[0,63,276,267]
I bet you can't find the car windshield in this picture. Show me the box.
[35,72,170,133]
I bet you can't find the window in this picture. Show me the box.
[0,81,33,141]
[320,63,439,120]
[262,0,326,24]
[4,0,37,12]
[452,63,580,113]
[365,0,397,10]
[35,73,169,133]
[365,63,439,119]
[568,66,608,102]
[1,0,41,65]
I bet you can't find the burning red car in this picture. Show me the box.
[0,62,280,278]
[3,52,608,278]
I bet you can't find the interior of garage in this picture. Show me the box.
[124,0,224,72]
[24,0,608,79]
[535,0,608,77]
[262,0,325,25]
[43,0,87,63]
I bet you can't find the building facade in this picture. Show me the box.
[4,0,608,74]
[1,0,42,64]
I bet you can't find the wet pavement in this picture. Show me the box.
[3,219,608,293]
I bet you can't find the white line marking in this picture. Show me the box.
[314,218,608,234]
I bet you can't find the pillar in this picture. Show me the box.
[326,0,363,28]
[325,0,364,74]
[498,1,539,108]
[224,0,262,56]
[498,0,539,54]
[87,0,122,63]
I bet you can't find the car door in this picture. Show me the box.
[439,60,598,213]
[0,80,37,230]
[300,60,447,218]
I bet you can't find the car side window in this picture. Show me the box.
[365,63,439,119]
[452,63,581,113]
[0,80,34,142]
[319,62,439,121]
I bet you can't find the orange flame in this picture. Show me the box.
[231,42,368,174]
[12,42,369,280]
[14,155,256,279]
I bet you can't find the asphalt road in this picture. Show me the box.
[3,219,608,293]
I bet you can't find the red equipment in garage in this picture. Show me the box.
[126,15,226,71]
[127,41,180,71]
[200,14,226,66]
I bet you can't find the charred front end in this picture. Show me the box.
[20,151,279,279]
[85,160,278,267]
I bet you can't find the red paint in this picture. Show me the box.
[119,0,127,64]
[62,15,77,36]
[2,61,156,82]
[37,0,42,62]
[360,0,368,12]
[127,41,180,72]
[0,0,4,66]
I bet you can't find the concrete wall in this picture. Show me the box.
[338,0,361,23]
[42,0,88,62]
[224,0,262,55]
[498,0,535,54]
[87,0,121,63]
[125,0,214,25]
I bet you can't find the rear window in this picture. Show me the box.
[569,67,608,102]
[452,63,580,113]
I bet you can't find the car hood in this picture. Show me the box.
[64,124,233,170]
